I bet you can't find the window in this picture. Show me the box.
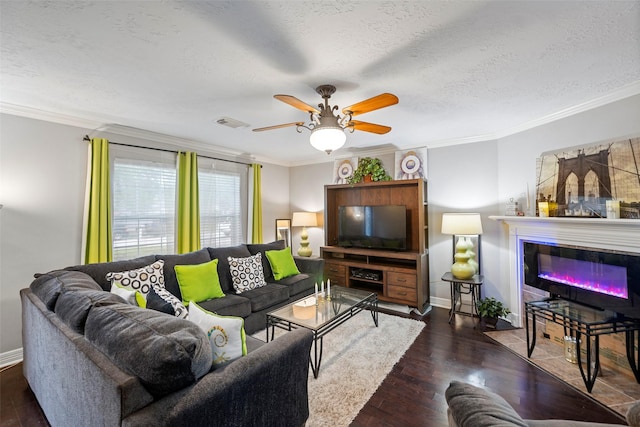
[111,147,176,260]
[198,159,247,248]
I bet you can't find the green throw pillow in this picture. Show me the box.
[175,259,225,306]
[265,247,300,280]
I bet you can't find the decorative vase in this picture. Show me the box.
[363,174,373,183]
[466,247,479,274]
[451,251,475,279]
[297,227,312,257]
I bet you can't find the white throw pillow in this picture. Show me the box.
[227,253,267,293]
[188,302,247,367]
[110,283,146,308]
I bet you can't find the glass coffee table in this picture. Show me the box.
[266,286,378,378]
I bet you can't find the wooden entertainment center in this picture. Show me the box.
[321,179,430,313]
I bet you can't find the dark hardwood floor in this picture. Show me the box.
[1,307,625,426]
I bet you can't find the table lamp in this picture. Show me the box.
[441,213,483,279]
[292,212,318,257]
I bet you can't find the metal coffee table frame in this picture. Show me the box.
[266,286,378,378]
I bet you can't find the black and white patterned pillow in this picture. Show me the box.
[106,260,165,295]
[151,283,188,319]
[228,253,266,294]
[106,260,188,319]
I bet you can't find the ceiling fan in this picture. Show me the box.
[253,84,399,154]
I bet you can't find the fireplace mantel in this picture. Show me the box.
[489,215,640,327]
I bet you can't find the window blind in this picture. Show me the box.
[112,157,176,260]
[198,168,244,248]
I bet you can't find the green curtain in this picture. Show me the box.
[251,163,263,243]
[85,138,112,264]
[177,151,201,253]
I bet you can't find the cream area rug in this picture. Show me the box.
[254,311,425,426]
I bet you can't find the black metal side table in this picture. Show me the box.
[441,272,484,323]
[525,299,640,393]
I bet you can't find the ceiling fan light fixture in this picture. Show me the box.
[309,126,346,154]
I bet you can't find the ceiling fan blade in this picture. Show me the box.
[342,93,399,117]
[349,120,392,134]
[274,95,320,114]
[253,122,304,132]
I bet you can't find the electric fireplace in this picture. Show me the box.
[524,242,640,319]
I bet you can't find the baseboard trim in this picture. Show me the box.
[0,348,23,368]
[430,296,451,310]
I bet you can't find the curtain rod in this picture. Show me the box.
[83,135,260,167]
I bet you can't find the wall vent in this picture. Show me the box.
[216,117,249,129]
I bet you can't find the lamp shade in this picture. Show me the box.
[309,127,346,154]
[441,213,483,235]
[292,212,318,227]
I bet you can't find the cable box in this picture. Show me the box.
[351,268,381,281]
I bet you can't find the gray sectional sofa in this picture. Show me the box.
[446,381,640,426]
[20,241,323,426]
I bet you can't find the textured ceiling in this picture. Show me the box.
[1,1,639,165]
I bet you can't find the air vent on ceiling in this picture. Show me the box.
[216,117,250,129]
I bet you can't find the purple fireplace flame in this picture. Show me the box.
[537,253,628,300]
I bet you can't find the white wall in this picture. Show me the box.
[260,162,291,243]
[427,140,500,308]
[289,162,333,257]
[1,114,89,354]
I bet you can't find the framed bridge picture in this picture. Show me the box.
[535,137,640,218]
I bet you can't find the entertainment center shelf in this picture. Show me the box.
[321,246,425,309]
[322,179,429,312]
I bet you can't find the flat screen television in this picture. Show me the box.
[338,205,407,251]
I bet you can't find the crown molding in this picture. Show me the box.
[0,102,104,129]
[4,81,639,167]
[0,104,257,164]
[493,80,640,139]
[94,124,252,161]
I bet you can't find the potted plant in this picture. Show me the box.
[477,297,510,328]
[347,157,392,184]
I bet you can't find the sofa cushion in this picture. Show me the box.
[64,255,157,290]
[55,288,125,334]
[30,270,102,310]
[188,302,247,367]
[156,249,211,299]
[207,244,252,293]
[105,260,165,296]
[85,303,212,397]
[247,240,285,280]
[445,381,528,427]
[175,259,225,306]
[228,253,267,294]
[196,294,252,318]
[265,247,300,280]
[240,283,289,312]
[275,273,314,297]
